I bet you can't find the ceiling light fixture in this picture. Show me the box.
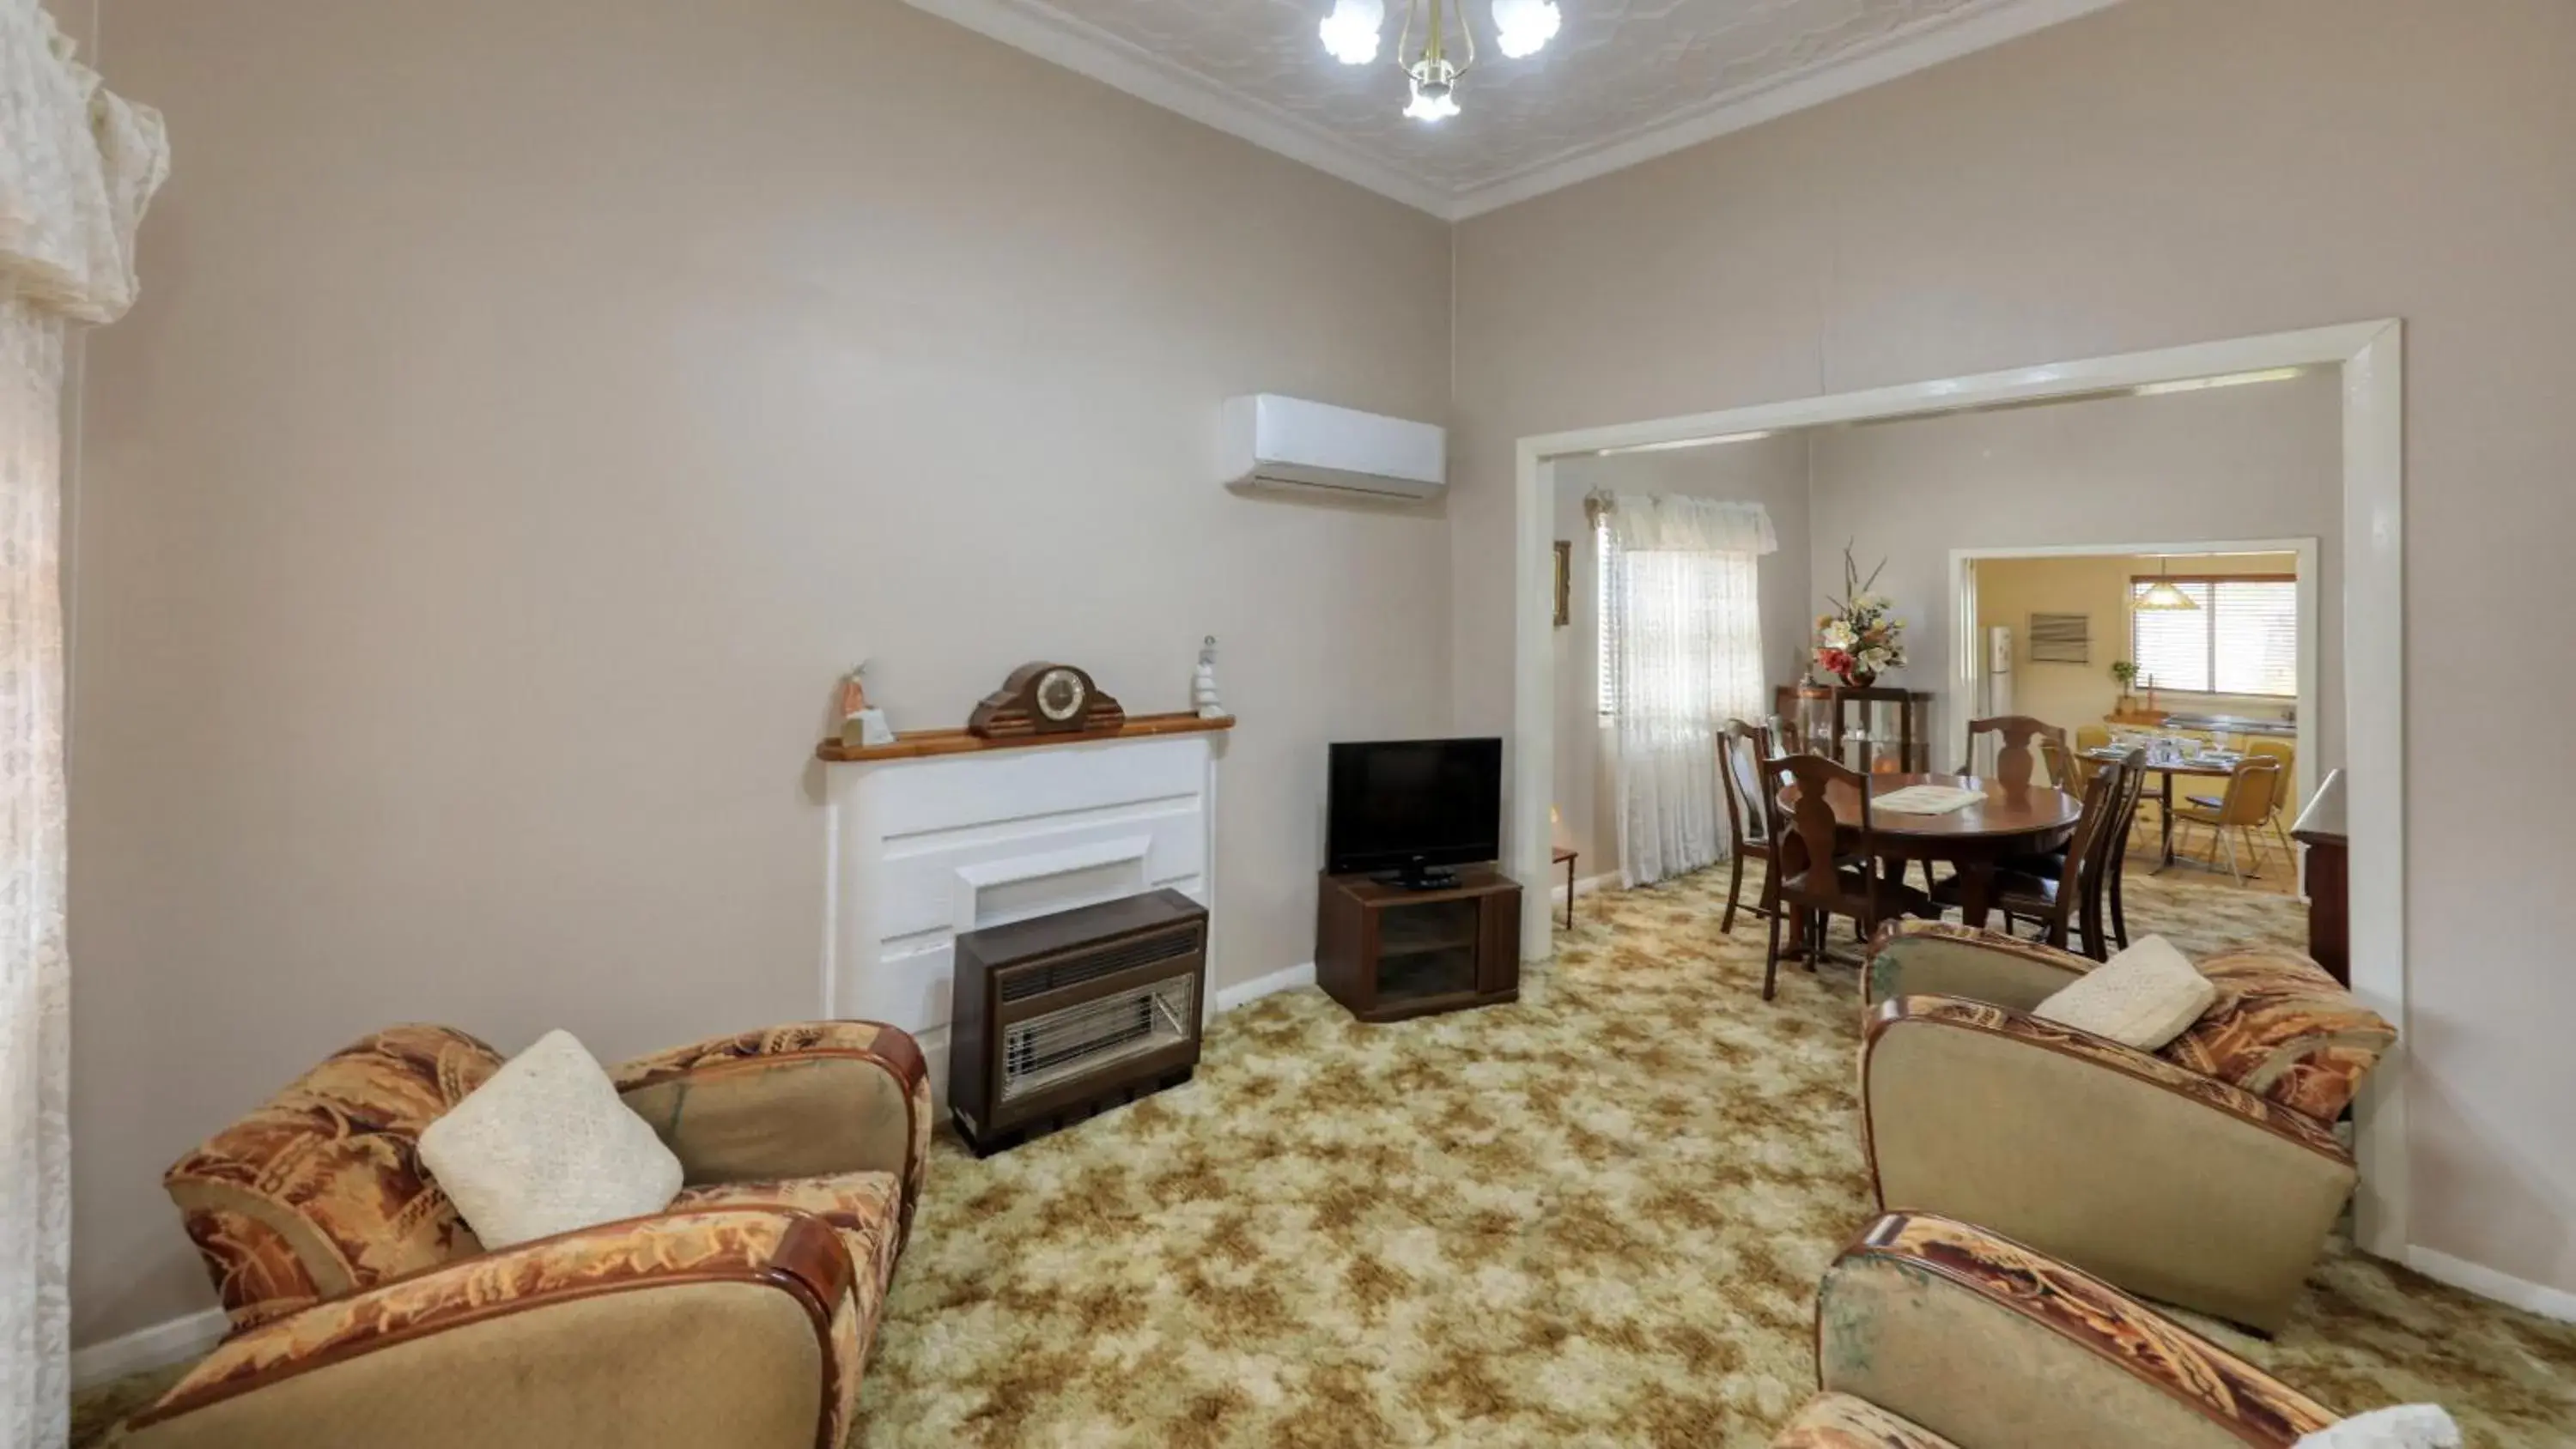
[2135,556,2202,612]
[1318,0,1384,64]
[1319,0,1561,122]
[1491,0,1562,58]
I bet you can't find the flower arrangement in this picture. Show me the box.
[1815,545,1907,688]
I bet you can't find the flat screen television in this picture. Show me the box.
[1326,737,1504,888]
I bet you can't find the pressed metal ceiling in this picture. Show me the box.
[903,0,2123,216]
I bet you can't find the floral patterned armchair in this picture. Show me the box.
[112,1022,930,1449]
[1777,1211,2340,1446]
[1859,923,2395,1331]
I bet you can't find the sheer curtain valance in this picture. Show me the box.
[1590,494,1776,888]
[1583,493,1777,556]
[0,1,166,320]
[2,5,163,1445]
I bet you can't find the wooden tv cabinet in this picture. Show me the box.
[1316,867,1522,1022]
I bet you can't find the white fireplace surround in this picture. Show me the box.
[820,731,1223,1098]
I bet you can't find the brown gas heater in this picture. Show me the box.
[948,890,1207,1156]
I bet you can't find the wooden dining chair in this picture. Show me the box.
[2172,755,2286,884]
[2037,733,2083,791]
[2098,747,2152,951]
[1760,754,1936,1000]
[1961,716,2069,788]
[1933,755,2128,958]
[1715,718,1778,935]
[1927,715,2068,898]
[1994,741,2134,883]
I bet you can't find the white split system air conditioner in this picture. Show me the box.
[1222,394,1447,502]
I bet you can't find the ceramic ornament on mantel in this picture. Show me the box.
[838,661,895,749]
[1193,637,1225,719]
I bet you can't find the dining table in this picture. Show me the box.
[1776,770,2085,931]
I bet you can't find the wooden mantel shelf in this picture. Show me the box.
[817,712,1234,764]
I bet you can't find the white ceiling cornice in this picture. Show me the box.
[1446,0,2127,218]
[902,0,1457,215]
[902,0,2127,222]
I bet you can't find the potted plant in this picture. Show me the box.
[2111,660,2139,714]
[1815,544,1907,688]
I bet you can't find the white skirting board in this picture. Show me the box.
[1213,960,1315,1015]
[1550,871,1623,910]
[2407,1247,2576,1325]
[71,1305,228,1389]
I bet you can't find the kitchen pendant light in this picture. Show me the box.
[2135,556,2201,612]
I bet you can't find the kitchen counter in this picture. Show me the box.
[2103,710,2297,738]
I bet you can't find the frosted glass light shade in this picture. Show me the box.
[1492,0,1561,58]
[1404,77,1461,121]
[2136,580,2200,611]
[1319,0,1386,64]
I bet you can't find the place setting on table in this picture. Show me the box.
[2087,729,2270,872]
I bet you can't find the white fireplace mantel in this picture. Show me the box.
[818,720,1227,1095]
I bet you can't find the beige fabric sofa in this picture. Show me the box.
[1777,1211,2341,1446]
[114,1022,931,1449]
[1859,922,2393,1332]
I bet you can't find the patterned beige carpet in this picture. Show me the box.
[76,865,2576,1446]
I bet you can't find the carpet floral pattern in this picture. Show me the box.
[76,866,2576,1446]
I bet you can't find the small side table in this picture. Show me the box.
[1552,847,1579,930]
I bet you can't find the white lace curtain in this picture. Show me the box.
[0,4,165,1442]
[1592,494,1775,888]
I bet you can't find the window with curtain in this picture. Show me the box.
[1590,494,1776,887]
[1596,518,1619,715]
[2130,576,2298,697]
[1596,518,1765,722]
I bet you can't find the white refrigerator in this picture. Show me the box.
[1973,625,2014,773]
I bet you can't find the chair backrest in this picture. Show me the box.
[2216,756,2285,826]
[162,1025,505,1330]
[2244,736,2296,787]
[2064,754,2136,895]
[1718,718,1774,846]
[1965,716,2068,790]
[2036,734,2075,790]
[2105,746,2150,858]
[2074,723,2112,755]
[1767,751,1876,911]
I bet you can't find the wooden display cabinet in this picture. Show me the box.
[1777,684,1935,774]
[1316,867,1522,1022]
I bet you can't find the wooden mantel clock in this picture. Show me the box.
[967,663,1127,740]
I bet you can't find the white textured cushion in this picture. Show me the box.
[2296,1406,2460,1448]
[2031,936,2217,1052]
[417,1029,683,1248]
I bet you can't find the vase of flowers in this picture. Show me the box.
[1815,545,1907,688]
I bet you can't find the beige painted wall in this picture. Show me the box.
[68,0,1453,1344]
[1452,0,2576,1294]
[1807,374,2343,773]
[1549,438,1813,873]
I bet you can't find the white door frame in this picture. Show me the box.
[1946,537,2320,815]
[1510,319,2406,1260]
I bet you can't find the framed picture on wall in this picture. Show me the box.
[1553,541,1572,627]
